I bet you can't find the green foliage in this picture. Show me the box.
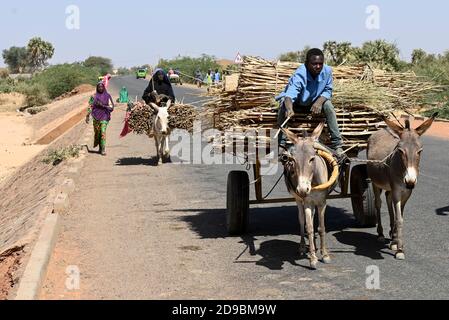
[33,64,98,99]
[0,68,9,79]
[323,41,357,66]
[117,67,133,76]
[411,50,449,108]
[157,54,220,82]
[0,78,16,93]
[27,37,55,72]
[84,56,113,75]
[423,104,449,119]
[42,145,81,166]
[278,46,310,63]
[354,40,401,71]
[279,40,402,70]
[20,83,49,107]
[2,46,29,73]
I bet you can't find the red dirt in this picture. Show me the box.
[0,246,25,300]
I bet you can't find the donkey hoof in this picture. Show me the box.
[309,260,318,270]
[322,256,332,264]
[377,236,386,243]
[390,243,398,251]
[395,252,405,260]
[299,245,307,255]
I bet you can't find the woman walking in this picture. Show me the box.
[86,82,115,155]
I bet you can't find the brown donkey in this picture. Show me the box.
[281,123,332,269]
[367,114,437,260]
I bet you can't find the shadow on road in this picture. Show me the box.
[333,231,392,260]
[115,157,159,167]
[176,205,367,270]
[177,205,356,240]
[436,206,449,216]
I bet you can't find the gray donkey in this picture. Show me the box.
[367,114,437,260]
[281,123,333,269]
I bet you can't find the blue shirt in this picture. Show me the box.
[276,64,333,106]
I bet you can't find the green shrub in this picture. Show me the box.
[422,103,449,120]
[33,64,98,99]
[42,145,81,166]
[157,55,220,83]
[0,68,9,79]
[19,83,49,107]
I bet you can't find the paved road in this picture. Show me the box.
[40,77,449,300]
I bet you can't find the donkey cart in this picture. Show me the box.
[224,114,382,236]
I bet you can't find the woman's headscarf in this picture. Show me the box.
[151,68,171,85]
[94,82,110,105]
[149,68,173,94]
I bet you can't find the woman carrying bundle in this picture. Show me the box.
[86,82,115,155]
[142,68,175,105]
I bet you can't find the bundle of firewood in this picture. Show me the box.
[204,56,443,150]
[127,101,198,136]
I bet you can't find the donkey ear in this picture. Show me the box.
[281,128,299,144]
[149,103,160,113]
[311,122,325,141]
[383,116,404,137]
[415,112,438,136]
[166,100,172,108]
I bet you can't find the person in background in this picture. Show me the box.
[195,69,203,88]
[214,69,221,84]
[204,70,213,91]
[86,82,115,155]
[210,69,216,83]
[102,74,112,89]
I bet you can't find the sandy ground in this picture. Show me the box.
[0,91,94,184]
[0,114,46,183]
[0,93,25,113]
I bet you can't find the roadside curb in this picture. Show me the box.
[14,207,60,300]
[13,120,91,300]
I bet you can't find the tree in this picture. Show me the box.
[157,54,219,81]
[27,37,55,72]
[278,46,310,63]
[355,40,401,71]
[2,46,29,73]
[323,41,356,65]
[411,49,427,65]
[278,51,301,62]
[84,56,113,75]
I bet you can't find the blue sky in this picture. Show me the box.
[1,0,448,68]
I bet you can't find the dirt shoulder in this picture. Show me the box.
[0,89,96,300]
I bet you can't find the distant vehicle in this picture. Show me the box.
[136,69,148,79]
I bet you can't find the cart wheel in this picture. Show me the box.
[350,165,377,227]
[227,171,250,235]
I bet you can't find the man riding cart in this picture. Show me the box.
[276,48,344,157]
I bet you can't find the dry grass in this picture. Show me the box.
[42,145,81,166]
[0,93,26,113]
